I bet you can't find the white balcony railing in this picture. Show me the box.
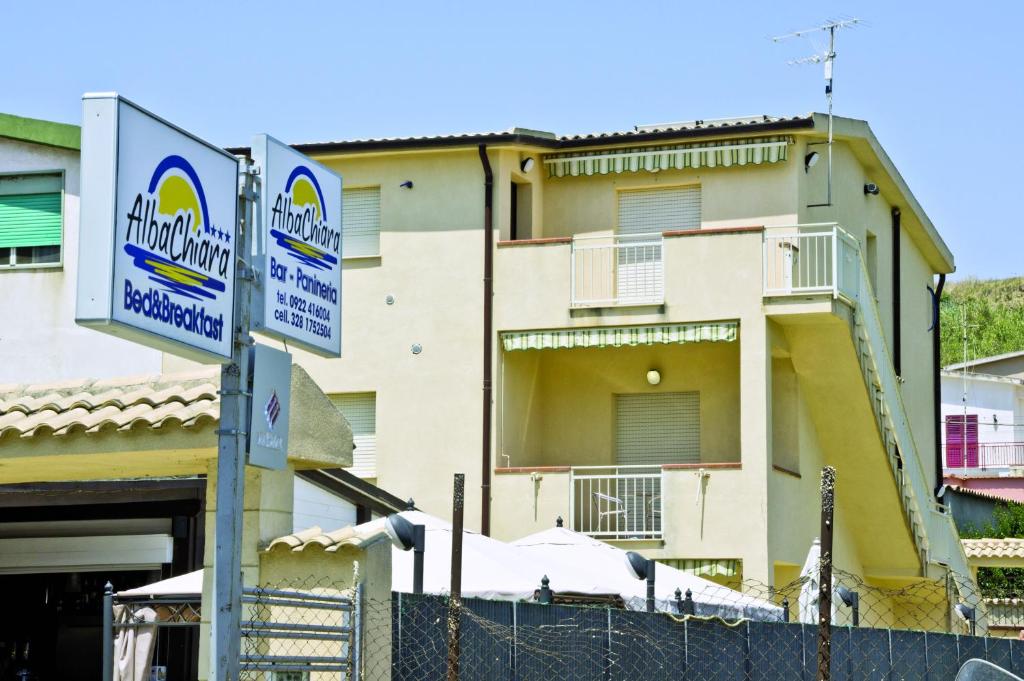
[944,442,1024,470]
[569,465,663,540]
[570,233,664,307]
[763,223,859,299]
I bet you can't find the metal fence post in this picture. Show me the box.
[447,473,465,681]
[102,582,113,681]
[817,466,836,681]
[351,581,363,681]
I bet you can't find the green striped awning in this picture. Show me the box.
[658,558,740,578]
[0,192,62,248]
[543,136,791,178]
[501,322,737,352]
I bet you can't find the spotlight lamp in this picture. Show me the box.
[804,151,820,173]
[520,157,535,173]
[385,513,416,550]
[836,585,859,626]
[625,551,657,613]
[954,603,977,635]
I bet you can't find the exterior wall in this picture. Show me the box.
[0,138,161,383]
[539,152,799,238]
[293,476,358,532]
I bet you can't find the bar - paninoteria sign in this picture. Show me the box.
[76,93,239,362]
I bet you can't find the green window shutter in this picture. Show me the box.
[0,192,62,248]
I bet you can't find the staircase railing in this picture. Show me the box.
[845,243,983,627]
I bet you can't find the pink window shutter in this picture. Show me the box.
[946,416,964,468]
[966,414,979,468]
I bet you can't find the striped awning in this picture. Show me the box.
[543,136,791,178]
[501,322,737,352]
[658,558,740,578]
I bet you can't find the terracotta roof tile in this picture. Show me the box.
[0,369,222,440]
[962,538,1024,559]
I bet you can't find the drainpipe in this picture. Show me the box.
[930,273,946,498]
[892,208,902,377]
[479,144,494,535]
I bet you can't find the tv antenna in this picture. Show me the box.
[772,18,863,207]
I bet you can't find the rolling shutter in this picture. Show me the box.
[616,392,700,465]
[618,186,701,235]
[342,187,380,258]
[0,193,62,249]
[331,393,376,478]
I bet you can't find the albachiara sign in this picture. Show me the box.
[76,93,240,362]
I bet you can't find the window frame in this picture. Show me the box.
[341,184,382,261]
[0,168,66,271]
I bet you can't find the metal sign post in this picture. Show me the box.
[212,161,257,681]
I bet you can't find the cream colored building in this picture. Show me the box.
[164,112,976,612]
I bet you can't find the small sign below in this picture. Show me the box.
[248,343,292,470]
[251,135,342,358]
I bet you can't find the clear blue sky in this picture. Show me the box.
[2,1,1020,280]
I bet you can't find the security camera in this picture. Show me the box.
[864,183,880,196]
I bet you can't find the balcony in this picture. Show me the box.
[570,233,664,308]
[570,466,662,540]
[763,223,859,299]
[944,442,1024,471]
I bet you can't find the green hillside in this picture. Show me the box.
[940,277,1024,367]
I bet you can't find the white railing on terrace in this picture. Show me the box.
[763,223,859,299]
[571,233,664,307]
[944,442,1024,470]
[570,466,663,540]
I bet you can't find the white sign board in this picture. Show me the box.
[248,343,292,470]
[76,93,239,362]
[251,135,342,357]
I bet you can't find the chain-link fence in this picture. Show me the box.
[158,566,1014,680]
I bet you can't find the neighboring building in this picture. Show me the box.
[941,356,1024,478]
[192,112,972,607]
[962,539,1024,638]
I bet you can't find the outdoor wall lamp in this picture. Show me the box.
[954,603,977,636]
[386,513,426,594]
[520,157,535,173]
[804,151,820,173]
[625,551,656,612]
[646,370,662,386]
[399,180,414,189]
[836,585,860,626]
[864,182,880,196]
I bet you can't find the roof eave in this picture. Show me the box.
[818,114,954,274]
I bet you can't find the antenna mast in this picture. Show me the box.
[773,18,862,207]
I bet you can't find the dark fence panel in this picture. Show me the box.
[390,594,1024,681]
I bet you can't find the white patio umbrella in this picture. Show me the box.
[798,538,841,625]
[513,526,783,621]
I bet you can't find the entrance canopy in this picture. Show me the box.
[501,322,738,353]
[0,364,352,483]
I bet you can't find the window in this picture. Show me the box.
[0,172,63,268]
[617,185,701,235]
[615,392,700,465]
[342,187,380,258]
[945,414,979,468]
[330,392,377,478]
